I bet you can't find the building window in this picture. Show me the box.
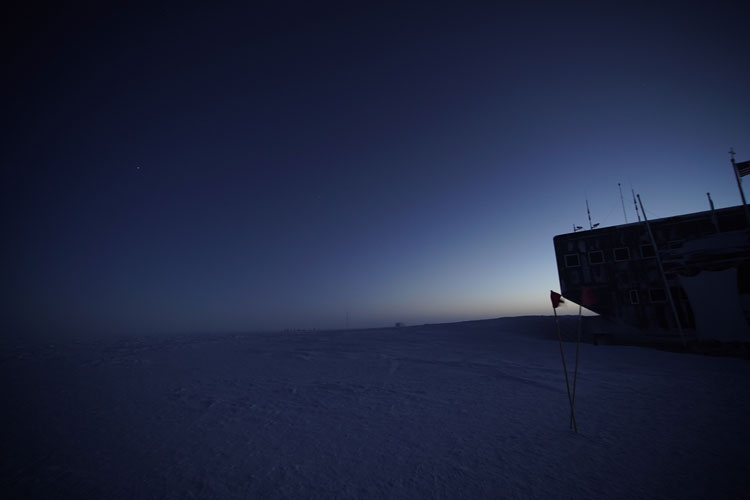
[565,254,580,267]
[668,240,683,249]
[649,288,667,303]
[629,290,639,304]
[613,247,630,261]
[589,250,604,265]
[641,244,656,258]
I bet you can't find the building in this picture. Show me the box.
[553,205,750,342]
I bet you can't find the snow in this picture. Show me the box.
[2,316,749,499]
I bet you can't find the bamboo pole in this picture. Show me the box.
[553,306,578,433]
[570,304,582,429]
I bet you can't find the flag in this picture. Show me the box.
[550,290,564,308]
[581,287,596,307]
[736,160,750,177]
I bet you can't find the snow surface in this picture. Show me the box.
[2,316,749,499]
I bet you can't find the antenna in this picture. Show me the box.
[637,194,687,349]
[585,199,599,229]
[618,183,628,223]
[631,187,641,222]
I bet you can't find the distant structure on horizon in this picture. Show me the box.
[553,204,750,343]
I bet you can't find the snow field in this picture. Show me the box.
[2,317,749,499]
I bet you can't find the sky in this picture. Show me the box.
[2,1,749,336]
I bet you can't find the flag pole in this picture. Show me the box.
[551,291,577,433]
[570,303,582,429]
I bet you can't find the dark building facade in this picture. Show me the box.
[553,205,750,341]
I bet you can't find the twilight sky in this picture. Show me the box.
[3,2,749,336]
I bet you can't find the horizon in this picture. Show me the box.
[3,2,749,337]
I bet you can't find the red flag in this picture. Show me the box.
[581,287,596,307]
[550,290,564,308]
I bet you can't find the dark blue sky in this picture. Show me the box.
[3,2,749,336]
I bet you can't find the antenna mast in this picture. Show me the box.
[631,188,641,222]
[586,199,596,229]
[637,194,686,348]
[618,183,628,223]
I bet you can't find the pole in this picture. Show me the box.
[632,188,641,222]
[586,199,593,230]
[553,306,578,433]
[707,192,714,211]
[618,183,628,223]
[637,194,687,349]
[569,304,582,429]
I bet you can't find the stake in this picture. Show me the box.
[553,306,578,433]
[570,304,582,429]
